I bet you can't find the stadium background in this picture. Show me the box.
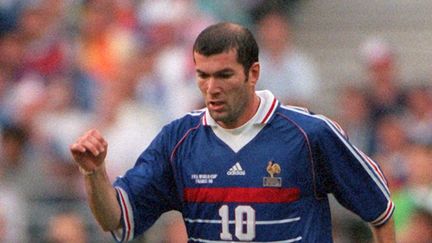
[0,0,431,242]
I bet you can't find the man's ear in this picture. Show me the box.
[248,62,260,86]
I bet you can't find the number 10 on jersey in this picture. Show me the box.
[219,205,256,241]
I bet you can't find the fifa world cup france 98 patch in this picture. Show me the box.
[263,161,282,187]
[191,174,218,184]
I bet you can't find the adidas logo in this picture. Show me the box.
[227,162,246,176]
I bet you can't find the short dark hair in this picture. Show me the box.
[193,22,259,74]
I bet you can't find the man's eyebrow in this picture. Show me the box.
[196,68,234,75]
[215,68,234,74]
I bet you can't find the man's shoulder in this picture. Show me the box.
[164,109,205,132]
[276,105,348,141]
[176,108,205,123]
[276,105,319,123]
[273,105,333,134]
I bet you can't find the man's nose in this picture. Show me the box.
[207,77,221,94]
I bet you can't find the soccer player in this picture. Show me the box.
[70,22,395,242]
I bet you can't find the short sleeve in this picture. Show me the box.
[313,116,394,226]
[111,127,182,242]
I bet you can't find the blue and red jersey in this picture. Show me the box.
[112,91,394,242]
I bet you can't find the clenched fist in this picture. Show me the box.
[70,129,108,173]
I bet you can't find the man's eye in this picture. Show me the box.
[198,73,209,79]
[219,73,233,79]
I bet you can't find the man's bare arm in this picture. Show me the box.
[70,129,121,231]
[371,217,396,243]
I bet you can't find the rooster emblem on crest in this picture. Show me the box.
[266,161,281,178]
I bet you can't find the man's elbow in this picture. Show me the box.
[100,220,121,232]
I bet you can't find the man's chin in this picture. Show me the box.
[208,110,226,121]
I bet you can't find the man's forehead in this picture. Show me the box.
[193,49,237,60]
[193,49,239,69]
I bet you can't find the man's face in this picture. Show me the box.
[194,49,258,128]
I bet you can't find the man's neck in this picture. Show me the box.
[219,94,261,129]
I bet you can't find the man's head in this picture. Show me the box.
[193,22,259,75]
[193,22,261,129]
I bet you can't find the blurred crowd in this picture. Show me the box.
[0,0,431,242]
[332,36,432,243]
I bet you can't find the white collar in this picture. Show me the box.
[202,90,279,127]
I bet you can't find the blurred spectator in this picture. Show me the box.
[17,0,72,76]
[372,114,409,191]
[398,208,432,243]
[337,85,374,153]
[393,143,432,233]
[33,75,92,161]
[359,37,406,122]
[401,85,432,145]
[0,30,25,83]
[0,124,28,177]
[0,162,28,243]
[0,0,20,35]
[133,48,170,120]
[358,37,412,157]
[76,0,137,84]
[254,4,320,107]
[91,54,164,178]
[196,0,262,26]
[136,0,203,120]
[0,123,50,200]
[45,212,88,243]
[1,72,47,131]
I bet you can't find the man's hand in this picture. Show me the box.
[70,129,121,231]
[70,129,108,172]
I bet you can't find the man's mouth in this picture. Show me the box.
[208,101,225,111]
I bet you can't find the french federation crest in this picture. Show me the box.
[263,161,282,187]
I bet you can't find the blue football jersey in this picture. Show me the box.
[112,91,394,242]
